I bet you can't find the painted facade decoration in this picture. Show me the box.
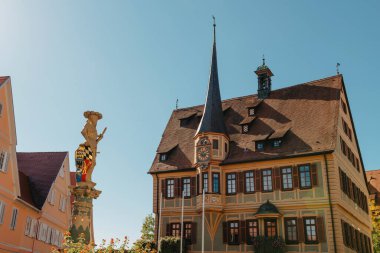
[149,23,373,253]
[70,111,106,244]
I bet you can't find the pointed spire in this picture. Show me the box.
[196,17,227,136]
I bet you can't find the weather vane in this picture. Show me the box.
[263,54,266,65]
[336,63,341,75]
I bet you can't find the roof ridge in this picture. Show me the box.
[16,151,69,154]
[173,74,342,112]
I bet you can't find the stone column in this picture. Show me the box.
[70,181,101,244]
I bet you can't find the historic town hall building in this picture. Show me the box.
[149,24,372,253]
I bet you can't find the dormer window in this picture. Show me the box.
[273,139,282,148]
[159,153,167,162]
[256,142,264,151]
[248,108,255,116]
[242,124,249,133]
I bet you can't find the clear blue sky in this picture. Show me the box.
[1,0,379,245]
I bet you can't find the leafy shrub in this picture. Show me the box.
[51,232,129,253]
[131,238,157,253]
[159,236,186,253]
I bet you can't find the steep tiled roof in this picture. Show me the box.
[149,75,343,173]
[17,152,67,209]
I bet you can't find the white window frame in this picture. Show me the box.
[45,226,52,243]
[0,201,5,224]
[30,219,38,238]
[59,165,65,178]
[48,189,56,205]
[59,195,67,212]
[10,208,18,230]
[0,151,9,173]
[25,216,32,235]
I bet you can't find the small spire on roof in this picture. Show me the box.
[336,62,341,75]
[262,54,265,66]
[176,98,179,110]
[212,16,216,43]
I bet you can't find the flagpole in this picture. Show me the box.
[180,190,184,253]
[202,188,205,253]
[157,192,162,250]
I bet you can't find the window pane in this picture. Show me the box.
[167,179,174,198]
[247,220,258,244]
[264,219,277,237]
[285,219,297,242]
[182,178,191,197]
[229,221,239,244]
[227,173,236,194]
[281,167,293,190]
[203,173,208,193]
[299,165,311,188]
[245,171,255,192]
[213,173,219,193]
[262,170,272,191]
[304,218,317,243]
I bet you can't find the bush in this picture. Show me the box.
[51,232,129,253]
[131,238,157,253]
[159,236,186,253]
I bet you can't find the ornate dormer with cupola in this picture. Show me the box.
[194,19,229,173]
[255,57,274,99]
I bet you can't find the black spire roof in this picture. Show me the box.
[195,19,227,136]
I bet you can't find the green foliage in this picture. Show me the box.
[140,214,155,240]
[370,199,380,252]
[51,232,129,253]
[252,236,285,253]
[131,238,157,253]
[159,236,186,253]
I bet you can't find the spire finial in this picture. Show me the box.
[212,16,216,43]
[336,62,341,75]
[262,54,266,65]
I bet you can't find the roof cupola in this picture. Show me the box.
[255,56,274,99]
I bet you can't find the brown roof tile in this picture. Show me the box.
[149,75,342,173]
[17,152,68,209]
[366,169,380,194]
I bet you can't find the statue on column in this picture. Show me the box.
[75,111,107,182]
[70,111,106,244]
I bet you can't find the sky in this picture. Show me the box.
[0,0,379,245]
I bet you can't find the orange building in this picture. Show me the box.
[0,77,72,253]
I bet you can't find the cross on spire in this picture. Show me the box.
[212,16,216,43]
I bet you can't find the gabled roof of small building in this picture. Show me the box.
[149,75,343,173]
[0,76,10,88]
[17,152,68,210]
[256,200,280,215]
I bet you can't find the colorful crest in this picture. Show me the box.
[75,145,93,182]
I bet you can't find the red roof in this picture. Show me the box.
[17,152,68,209]
[150,75,342,173]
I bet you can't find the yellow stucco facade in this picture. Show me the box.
[0,77,72,253]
